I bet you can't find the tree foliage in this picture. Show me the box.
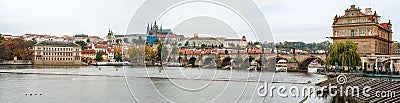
[145,45,157,65]
[95,52,103,61]
[75,41,87,50]
[0,43,12,60]
[1,37,35,60]
[327,40,361,68]
[114,52,122,62]
[114,47,123,62]
[276,40,332,52]
[0,34,4,42]
[157,43,168,61]
[128,44,144,63]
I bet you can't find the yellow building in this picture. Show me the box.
[33,41,82,65]
[330,5,394,56]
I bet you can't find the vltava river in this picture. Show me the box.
[0,66,330,102]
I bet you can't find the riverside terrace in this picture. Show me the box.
[316,75,400,103]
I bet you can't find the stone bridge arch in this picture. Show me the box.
[297,56,326,71]
[275,54,327,71]
[265,56,290,69]
[201,56,216,67]
[221,56,232,67]
[188,57,197,66]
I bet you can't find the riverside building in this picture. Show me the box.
[330,5,394,56]
[33,41,82,65]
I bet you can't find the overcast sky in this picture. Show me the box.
[0,0,399,43]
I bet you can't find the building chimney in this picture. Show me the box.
[365,8,372,15]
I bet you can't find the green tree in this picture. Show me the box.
[0,34,4,42]
[128,44,143,63]
[75,41,87,50]
[123,38,129,43]
[95,52,103,61]
[184,41,189,46]
[201,44,206,48]
[157,43,168,61]
[171,46,179,55]
[114,52,122,62]
[327,40,361,69]
[86,38,91,43]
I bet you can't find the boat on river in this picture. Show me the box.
[94,62,132,66]
[275,59,287,72]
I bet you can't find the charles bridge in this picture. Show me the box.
[175,53,327,72]
[174,52,400,73]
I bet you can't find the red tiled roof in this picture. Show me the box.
[82,49,96,54]
[89,36,100,38]
[94,44,107,48]
[368,15,373,20]
[225,39,244,41]
[380,23,389,29]
[107,47,114,52]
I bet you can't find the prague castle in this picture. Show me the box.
[330,5,394,56]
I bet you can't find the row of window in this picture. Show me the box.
[35,57,80,61]
[37,52,80,56]
[334,28,372,37]
[339,18,370,24]
[36,47,80,52]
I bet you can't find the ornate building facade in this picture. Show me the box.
[330,5,394,56]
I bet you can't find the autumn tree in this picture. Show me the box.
[0,43,12,60]
[2,37,35,60]
[114,47,123,62]
[145,45,157,65]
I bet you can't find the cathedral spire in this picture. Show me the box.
[147,23,150,34]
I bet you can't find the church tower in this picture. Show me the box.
[107,28,114,39]
[151,21,158,35]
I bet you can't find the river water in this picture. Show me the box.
[0,66,330,103]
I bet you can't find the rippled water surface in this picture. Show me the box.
[0,66,330,103]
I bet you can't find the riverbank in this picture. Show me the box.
[0,60,32,65]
